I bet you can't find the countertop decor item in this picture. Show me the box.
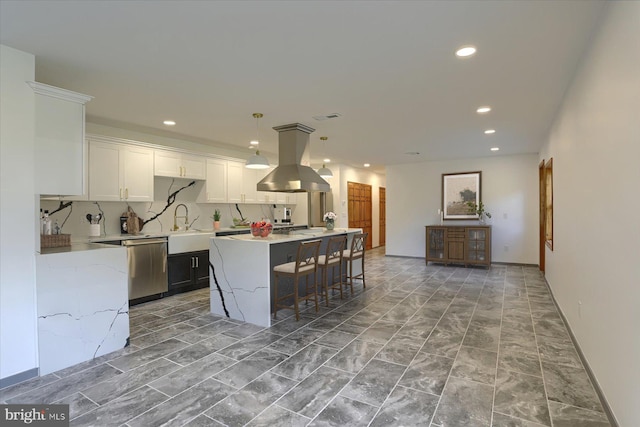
[213,209,221,230]
[466,201,491,224]
[323,211,336,230]
[41,233,71,249]
[251,221,273,237]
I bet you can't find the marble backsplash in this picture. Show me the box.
[40,178,299,239]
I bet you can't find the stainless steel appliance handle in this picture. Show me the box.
[121,238,168,247]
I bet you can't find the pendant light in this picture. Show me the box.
[317,136,333,178]
[245,113,270,169]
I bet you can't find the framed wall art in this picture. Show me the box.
[442,171,481,220]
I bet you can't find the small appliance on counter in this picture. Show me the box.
[273,206,292,224]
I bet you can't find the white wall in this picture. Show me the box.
[0,45,39,381]
[386,154,538,264]
[539,3,640,425]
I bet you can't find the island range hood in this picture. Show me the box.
[256,123,330,193]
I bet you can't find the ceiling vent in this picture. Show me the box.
[312,113,342,121]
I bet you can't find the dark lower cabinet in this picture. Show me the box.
[167,250,209,296]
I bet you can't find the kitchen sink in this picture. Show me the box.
[168,231,215,254]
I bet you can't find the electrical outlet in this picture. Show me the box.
[578,300,582,318]
[504,245,509,252]
[503,212,508,219]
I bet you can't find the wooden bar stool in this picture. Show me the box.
[317,235,347,306]
[273,239,321,321]
[343,232,367,292]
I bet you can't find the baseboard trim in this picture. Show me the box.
[543,277,619,427]
[0,367,39,390]
[491,261,539,267]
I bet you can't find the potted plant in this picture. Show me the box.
[212,209,221,230]
[466,202,491,224]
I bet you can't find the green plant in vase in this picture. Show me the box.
[466,202,491,224]
[212,209,221,230]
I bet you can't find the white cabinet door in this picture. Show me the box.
[154,150,182,177]
[242,168,259,203]
[122,145,154,202]
[155,150,206,180]
[205,158,227,203]
[89,141,153,201]
[182,154,206,180]
[31,83,91,196]
[254,169,272,204]
[226,160,244,203]
[275,192,299,205]
[89,141,121,201]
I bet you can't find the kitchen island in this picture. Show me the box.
[209,228,361,327]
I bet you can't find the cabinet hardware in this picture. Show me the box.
[119,188,123,199]
[191,257,195,268]
[125,188,129,199]
[195,257,199,268]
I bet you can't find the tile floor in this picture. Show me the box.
[1,248,612,426]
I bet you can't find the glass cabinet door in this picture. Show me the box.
[428,228,445,260]
[466,227,487,261]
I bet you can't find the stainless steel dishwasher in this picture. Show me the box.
[122,237,168,300]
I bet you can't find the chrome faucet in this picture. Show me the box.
[173,204,189,231]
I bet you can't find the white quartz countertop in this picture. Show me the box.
[214,228,361,244]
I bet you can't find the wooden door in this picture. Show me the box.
[379,187,386,246]
[348,181,373,249]
[539,160,545,272]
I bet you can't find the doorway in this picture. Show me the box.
[379,187,386,246]
[539,160,545,272]
[347,181,373,249]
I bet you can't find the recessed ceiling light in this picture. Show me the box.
[364,163,370,168]
[250,140,259,146]
[455,45,477,57]
[163,120,176,126]
[476,106,491,114]
[484,129,496,134]
[491,147,500,151]
[323,158,331,163]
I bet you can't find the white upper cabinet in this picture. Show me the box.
[276,192,299,205]
[154,149,205,180]
[89,140,153,201]
[226,161,276,204]
[29,82,92,196]
[204,158,227,203]
[226,160,245,203]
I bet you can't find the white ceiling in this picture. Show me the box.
[1,1,606,174]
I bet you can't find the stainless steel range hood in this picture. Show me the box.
[256,123,330,193]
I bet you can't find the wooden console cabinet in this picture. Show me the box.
[425,225,491,267]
